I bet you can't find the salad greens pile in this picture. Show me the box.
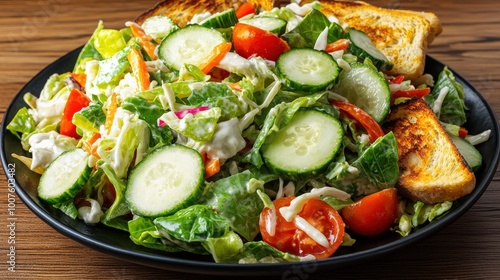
[6,1,489,263]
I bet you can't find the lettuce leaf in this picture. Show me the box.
[425,67,467,126]
[188,83,248,121]
[7,107,36,139]
[283,8,343,49]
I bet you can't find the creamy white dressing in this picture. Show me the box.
[294,216,329,248]
[28,131,78,169]
[279,186,350,222]
[433,86,449,117]
[77,198,104,224]
[313,27,329,51]
[205,118,246,161]
[283,181,296,197]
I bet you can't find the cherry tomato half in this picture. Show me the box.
[232,22,290,61]
[259,196,345,259]
[341,188,399,236]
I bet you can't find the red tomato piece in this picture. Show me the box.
[60,88,90,139]
[235,2,255,18]
[341,188,399,236]
[330,100,385,143]
[259,196,345,259]
[392,87,431,100]
[232,23,290,61]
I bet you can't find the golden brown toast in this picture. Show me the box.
[135,0,275,27]
[317,0,442,80]
[383,98,475,204]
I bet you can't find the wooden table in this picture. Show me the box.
[1,0,499,279]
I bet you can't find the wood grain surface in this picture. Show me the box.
[1,0,499,279]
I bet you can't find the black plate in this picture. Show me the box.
[1,47,499,276]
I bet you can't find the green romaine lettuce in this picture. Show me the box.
[128,217,180,252]
[283,8,343,49]
[188,83,248,121]
[425,67,467,126]
[203,169,278,241]
[121,96,173,147]
[7,107,36,139]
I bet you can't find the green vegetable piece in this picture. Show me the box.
[283,8,343,49]
[425,67,467,126]
[154,205,230,243]
[7,107,36,139]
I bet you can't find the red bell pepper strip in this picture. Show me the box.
[60,88,90,139]
[235,2,255,18]
[330,100,385,143]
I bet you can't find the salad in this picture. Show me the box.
[6,1,490,263]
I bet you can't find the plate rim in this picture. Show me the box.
[1,46,499,276]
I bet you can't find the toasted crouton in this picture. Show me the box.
[317,0,442,80]
[383,98,475,204]
[135,0,275,27]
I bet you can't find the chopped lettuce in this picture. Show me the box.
[74,21,104,73]
[93,46,131,89]
[425,67,467,126]
[396,201,453,237]
[7,107,35,139]
[188,83,248,121]
[203,169,278,241]
[128,217,181,252]
[97,108,149,178]
[283,8,343,49]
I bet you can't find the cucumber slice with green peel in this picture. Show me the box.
[158,25,226,71]
[262,109,344,177]
[38,148,91,204]
[240,16,287,35]
[141,15,178,40]
[200,8,238,29]
[276,48,341,92]
[346,28,393,71]
[334,62,391,123]
[449,134,483,172]
[125,144,205,217]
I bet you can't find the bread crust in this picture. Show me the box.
[383,99,475,204]
[135,0,275,27]
[318,0,441,80]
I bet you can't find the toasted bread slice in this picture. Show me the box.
[135,0,275,27]
[317,0,442,80]
[383,98,475,204]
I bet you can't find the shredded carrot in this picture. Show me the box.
[105,93,118,134]
[127,47,151,92]
[129,23,158,60]
[205,157,221,179]
[70,73,87,90]
[228,82,242,91]
[325,38,351,53]
[198,42,232,74]
[83,133,101,158]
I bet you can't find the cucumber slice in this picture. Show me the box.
[141,15,178,40]
[38,148,91,204]
[276,48,341,92]
[346,28,393,71]
[158,25,226,71]
[125,144,205,217]
[334,62,391,123]
[200,8,238,29]
[262,109,343,177]
[449,134,482,172]
[240,16,287,35]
